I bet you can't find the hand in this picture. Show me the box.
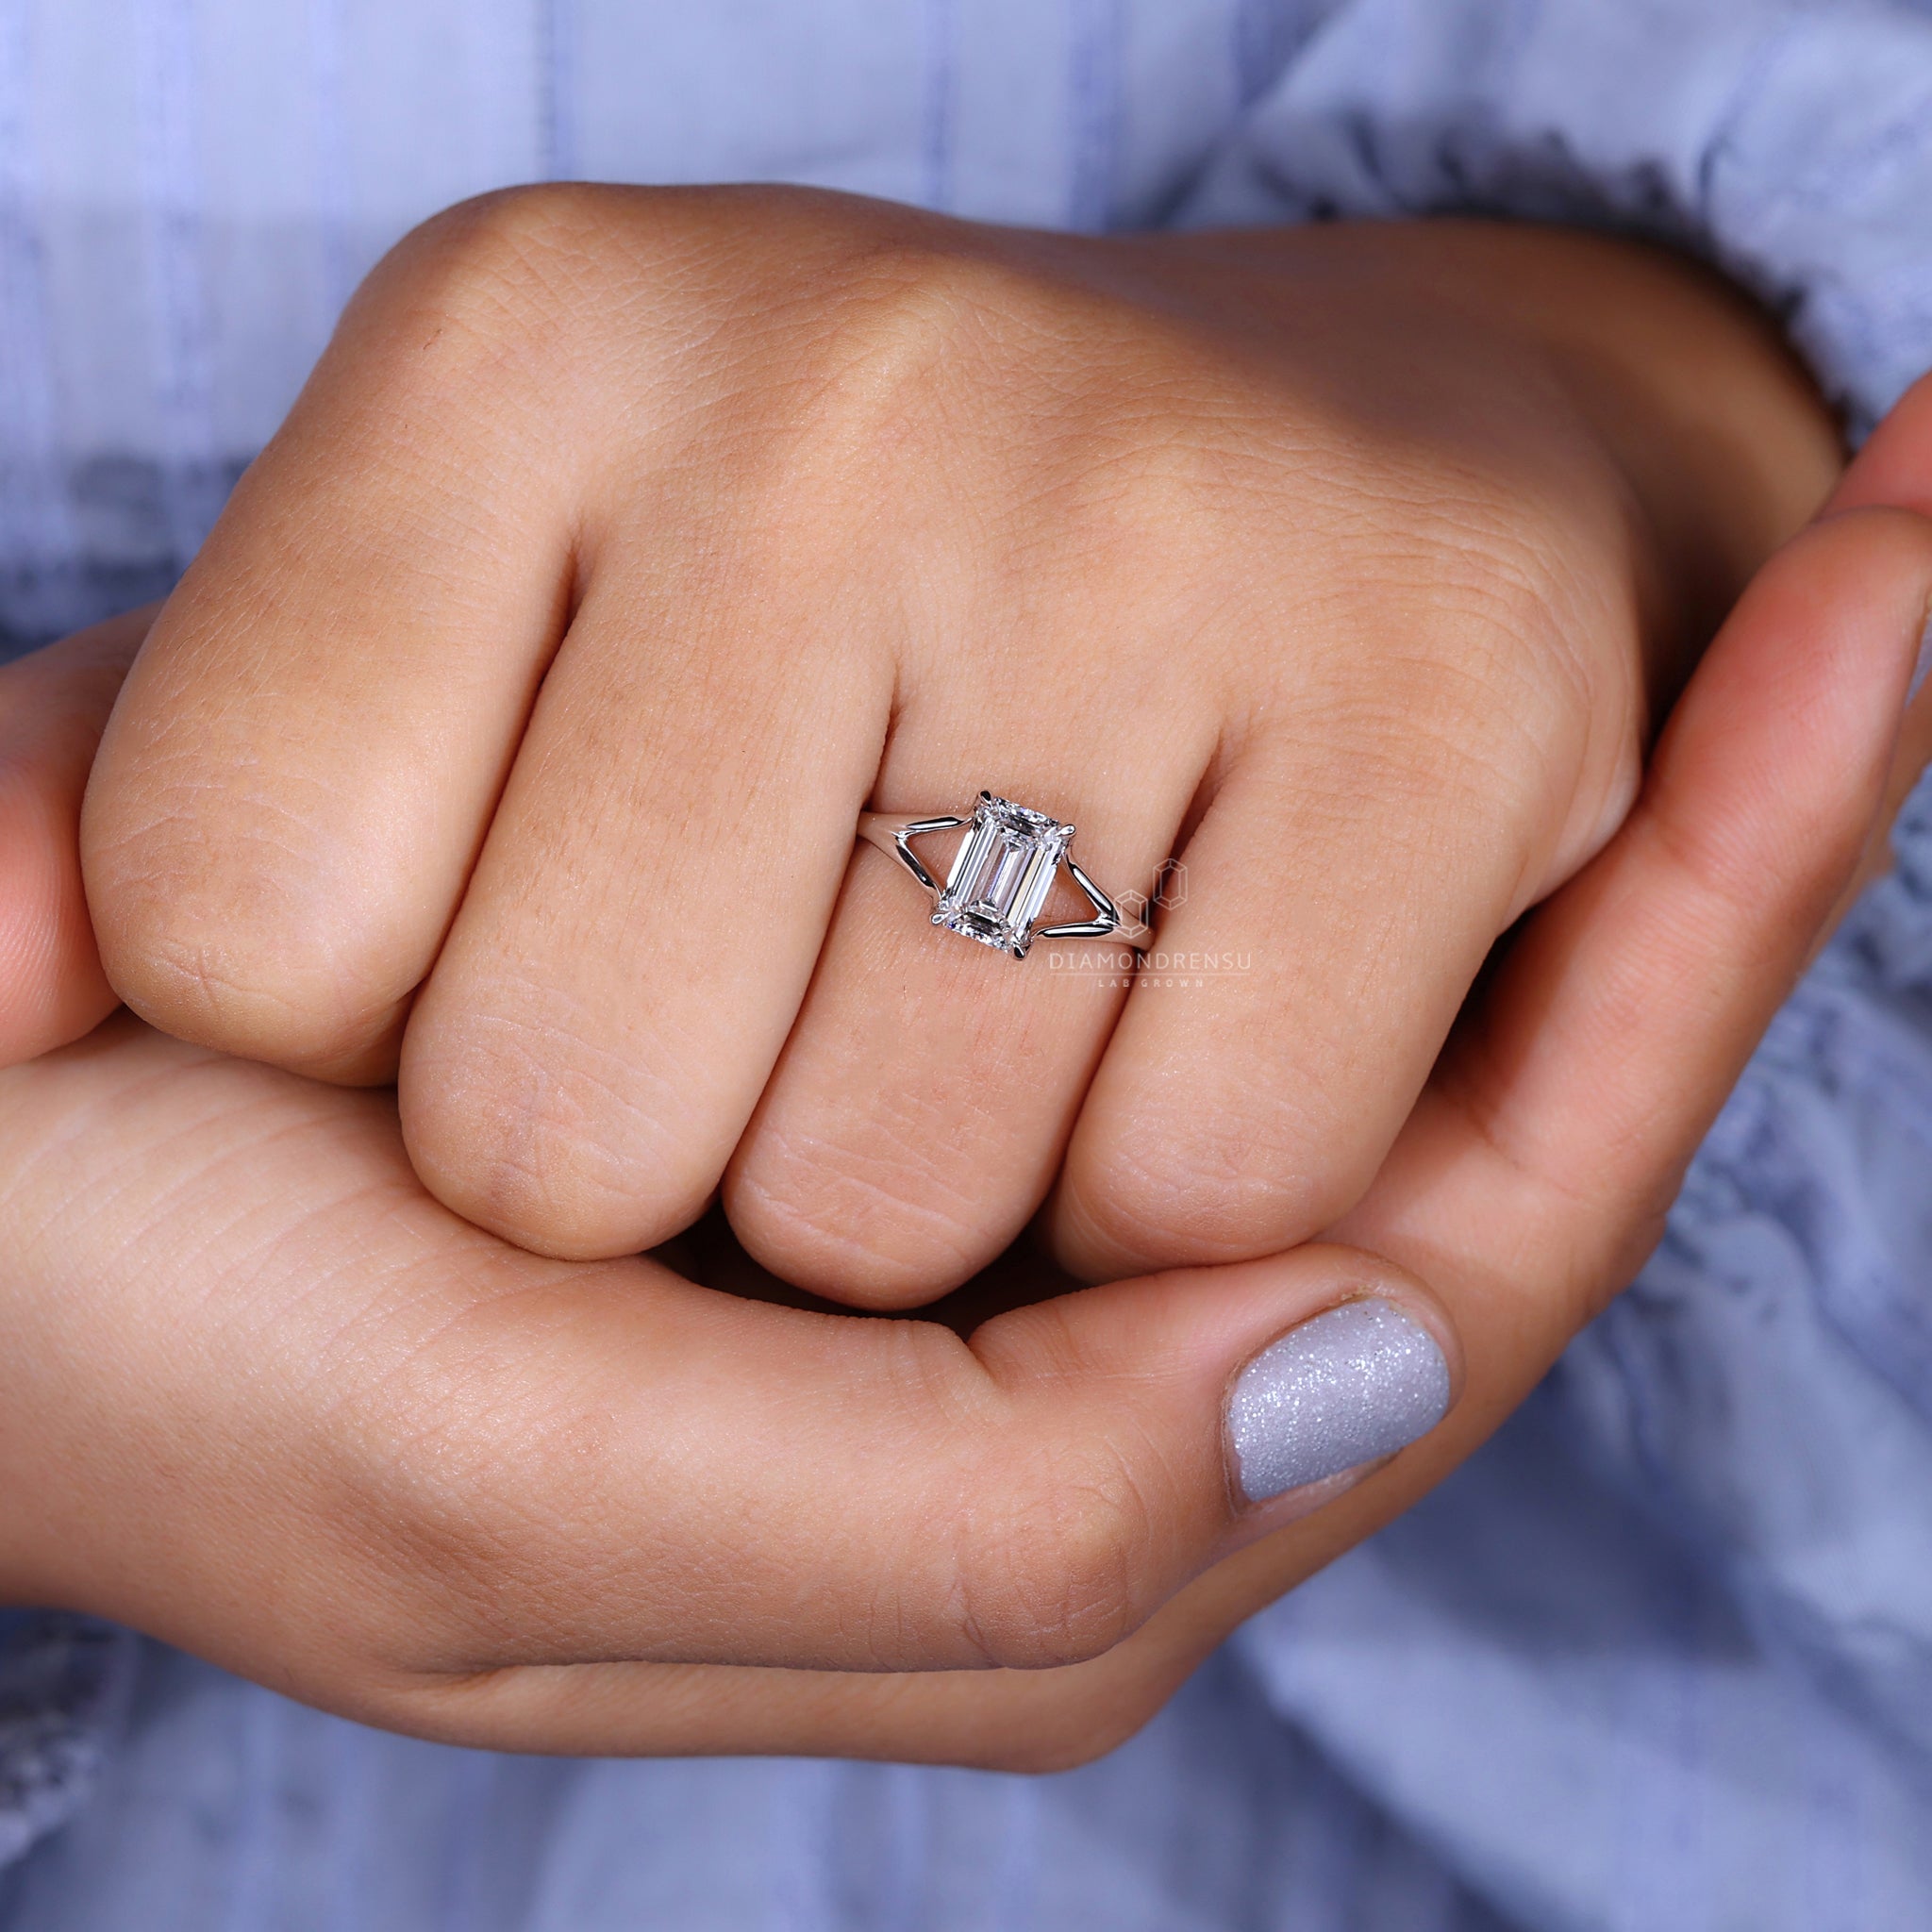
[7,393,1928,1764]
[78,187,1840,1306]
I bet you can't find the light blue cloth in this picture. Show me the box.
[4,3,1932,1925]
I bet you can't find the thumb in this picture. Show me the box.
[1346,500,1932,1355]
[1815,368,1932,909]
[0,608,153,1064]
[1830,366,1932,521]
[1068,491,1932,1680]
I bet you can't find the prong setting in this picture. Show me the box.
[857,791,1152,957]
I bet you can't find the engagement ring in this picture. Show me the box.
[858,791,1153,959]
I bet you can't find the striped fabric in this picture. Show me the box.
[4,3,1932,1925]
[0,0,1333,657]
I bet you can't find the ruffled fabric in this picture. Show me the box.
[0,1617,132,1873]
[1182,0,1932,439]
[1557,791,1932,1764]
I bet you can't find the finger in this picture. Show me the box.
[395,516,893,1258]
[1095,495,1932,1764]
[707,292,1229,1311]
[1058,505,1932,1733]
[0,1017,1459,1699]
[381,1270,1457,1760]
[1347,503,1932,1354]
[721,371,1626,1309]
[79,193,611,1082]
[1821,368,1932,904]
[1832,367,1932,520]
[397,200,1174,1272]
[723,700,1208,1307]
[1049,555,1644,1283]
[0,609,151,1064]
[1050,392,1915,1290]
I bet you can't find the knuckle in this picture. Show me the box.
[782,230,1227,533]
[1307,412,1636,724]
[373,183,623,345]
[1074,1095,1344,1271]
[809,230,1043,394]
[750,235,1042,495]
[402,992,716,1259]
[1384,461,1638,743]
[952,1440,1164,1670]
[725,1102,996,1306]
[342,184,681,441]
[86,798,400,1071]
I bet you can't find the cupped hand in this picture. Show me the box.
[6,403,1929,1765]
[78,187,1840,1305]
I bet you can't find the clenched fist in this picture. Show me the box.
[80,188,1836,1302]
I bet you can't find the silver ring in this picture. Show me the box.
[858,791,1153,959]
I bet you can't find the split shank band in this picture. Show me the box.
[857,791,1153,960]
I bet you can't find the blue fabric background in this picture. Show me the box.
[4,3,1931,1924]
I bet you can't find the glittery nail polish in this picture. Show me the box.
[1225,1298,1451,1505]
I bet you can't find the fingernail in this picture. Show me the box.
[1226,1298,1451,1505]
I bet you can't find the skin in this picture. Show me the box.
[3,482,1929,1772]
[80,189,1840,1307]
[1,203,1929,1769]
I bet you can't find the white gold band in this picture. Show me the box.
[858,791,1154,960]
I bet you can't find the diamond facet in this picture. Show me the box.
[933,793,1074,958]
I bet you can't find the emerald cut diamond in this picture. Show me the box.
[934,792,1074,958]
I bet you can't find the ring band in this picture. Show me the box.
[858,791,1153,959]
